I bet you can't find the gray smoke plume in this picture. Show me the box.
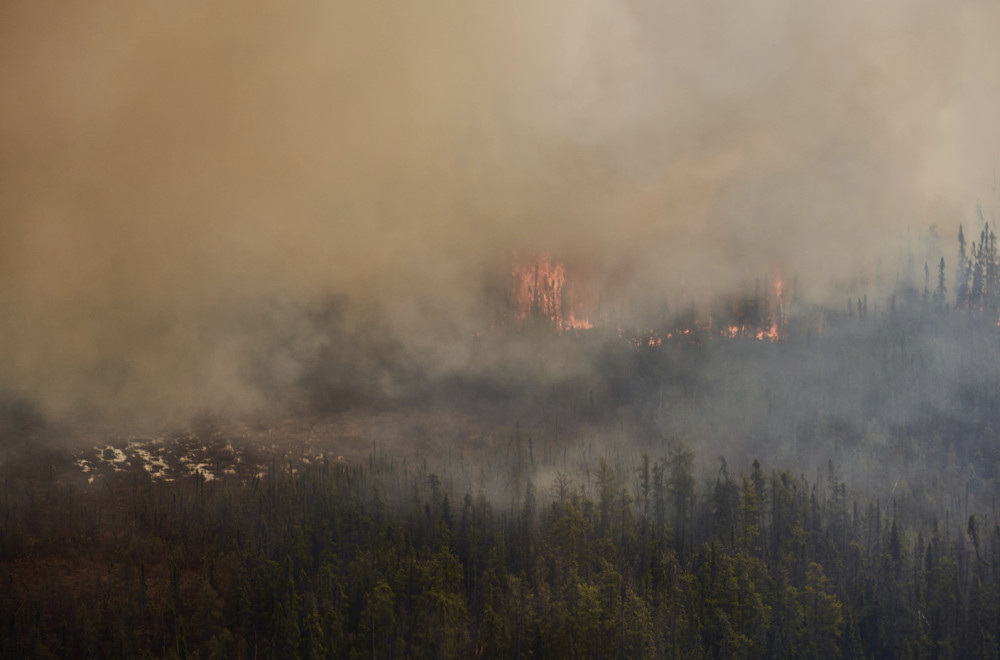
[1,0,998,421]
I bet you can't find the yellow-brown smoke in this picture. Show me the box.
[1,0,998,419]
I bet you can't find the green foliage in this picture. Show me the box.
[1,447,999,657]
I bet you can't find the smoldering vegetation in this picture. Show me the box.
[7,289,1000,656]
[10,252,1000,518]
[9,241,1000,657]
[2,0,999,424]
[269,268,1000,515]
[5,0,1000,655]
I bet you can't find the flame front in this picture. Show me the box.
[510,254,593,333]
[505,256,785,343]
[721,275,785,342]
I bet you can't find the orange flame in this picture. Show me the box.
[722,275,785,342]
[511,254,593,333]
[564,315,594,331]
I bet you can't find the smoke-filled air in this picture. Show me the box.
[6,1,1000,657]
[1,0,997,419]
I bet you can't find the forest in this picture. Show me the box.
[1,224,1000,658]
[2,431,999,658]
[5,0,1000,656]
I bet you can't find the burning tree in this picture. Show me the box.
[506,254,594,334]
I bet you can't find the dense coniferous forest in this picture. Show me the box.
[3,440,1000,658]
[4,225,1000,657]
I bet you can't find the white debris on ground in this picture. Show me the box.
[189,464,216,481]
[100,446,127,467]
[132,446,172,481]
[179,455,216,481]
[69,430,340,486]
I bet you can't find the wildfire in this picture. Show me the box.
[564,315,594,331]
[721,275,785,343]
[756,322,780,342]
[503,255,786,344]
[771,274,786,341]
[627,328,662,347]
[510,254,594,333]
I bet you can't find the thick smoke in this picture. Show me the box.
[1,0,998,421]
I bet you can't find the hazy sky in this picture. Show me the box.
[2,0,999,418]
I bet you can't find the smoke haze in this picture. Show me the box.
[2,0,999,419]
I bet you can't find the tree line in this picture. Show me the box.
[2,443,998,658]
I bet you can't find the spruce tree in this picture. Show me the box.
[970,240,983,312]
[922,262,930,310]
[933,257,946,311]
[956,225,969,309]
[983,224,1000,319]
